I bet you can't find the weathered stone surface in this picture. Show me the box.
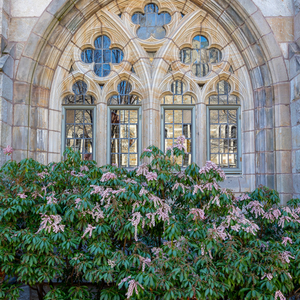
[267,17,294,42]
[252,0,294,17]
[9,17,38,42]
[11,0,52,17]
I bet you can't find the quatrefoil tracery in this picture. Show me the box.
[81,35,124,78]
[132,3,171,40]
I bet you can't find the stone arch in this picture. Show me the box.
[13,0,291,201]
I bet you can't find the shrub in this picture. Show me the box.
[0,137,299,300]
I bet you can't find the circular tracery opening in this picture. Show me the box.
[81,35,124,77]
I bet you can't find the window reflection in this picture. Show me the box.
[180,35,222,77]
[63,81,94,161]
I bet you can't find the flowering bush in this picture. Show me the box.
[0,138,300,300]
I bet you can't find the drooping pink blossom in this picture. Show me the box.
[46,194,57,205]
[274,290,286,300]
[278,216,292,228]
[36,214,65,234]
[89,204,104,221]
[3,145,13,155]
[282,237,293,246]
[80,165,89,172]
[143,148,152,153]
[129,212,142,241]
[199,161,226,179]
[136,163,149,176]
[279,251,295,264]
[238,194,251,201]
[172,183,185,193]
[208,224,228,241]
[37,170,49,179]
[126,280,144,299]
[82,224,96,238]
[193,184,204,195]
[139,256,151,272]
[211,195,220,207]
[146,172,157,181]
[188,208,206,221]
[101,172,117,182]
[261,273,273,280]
[246,201,265,218]
[18,193,27,199]
[139,187,148,196]
[108,260,116,268]
[90,185,104,195]
[75,198,82,209]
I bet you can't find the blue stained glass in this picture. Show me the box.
[132,14,138,23]
[112,49,123,63]
[103,64,111,76]
[81,49,93,63]
[94,50,102,63]
[131,4,171,40]
[103,36,111,48]
[94,64,103,77]
[103,50,111,63]
[94,37,102,48]
[81,35,123,77]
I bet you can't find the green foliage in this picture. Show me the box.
[0,143,300,300]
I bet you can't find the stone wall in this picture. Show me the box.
[0,0,298,202]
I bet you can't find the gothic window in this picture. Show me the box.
[180,35,222,77]
[63,81,95,161]
[108,81,141,168]
[131,3,171,39]
[161,80,194,167]
[208,80,241,170]
[81,35,124,77]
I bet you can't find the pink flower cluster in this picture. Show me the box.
[261,273,273,280]
[139,255,151,272]
[136,163,149,176]
[36,214,65,234]
[246,201,265,218]
[282,236,293,246]
[279,251,294,264]
[18,193,27,199]
[172,183,186,193]
[82,224,96,238]
[3,145,13,155]
[80,165,89,172]
[274,290,286,300]
[37,170,49,179]
[199,161,226,180]
[101,172,117,182]
[188,208,206,221]
[145,172,157,181]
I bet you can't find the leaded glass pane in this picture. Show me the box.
[209,109,238,169]
[164,109,192,167]
[65,109,93,160]
[209,80,240,105]
[110,109,139,168]
[132,4,171,40]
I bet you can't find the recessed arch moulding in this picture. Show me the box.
[12,0,292,202]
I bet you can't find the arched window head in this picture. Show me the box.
[161,80,195,104]
[81,35,124,77]
[180,35,222,77]
[108,81,141,105]
[63,81,95,105]
[209,80,240,105]
[131,3,171,39]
